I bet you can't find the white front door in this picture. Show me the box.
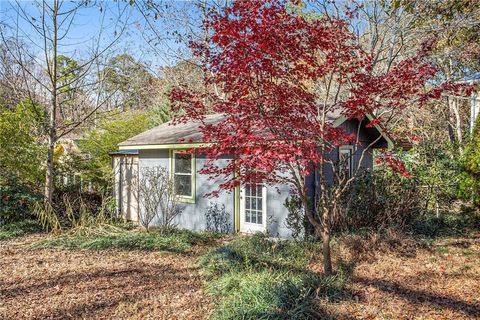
[240,183,267,233]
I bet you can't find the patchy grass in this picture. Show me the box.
[0,220,43,240]
[200,234,350,319]
[34,228,221,253]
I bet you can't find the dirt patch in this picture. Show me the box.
[0,235,213,320]
[323,234,480,320]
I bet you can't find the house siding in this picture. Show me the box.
[136,149,294,237]
[138,149,236,233]
[266,182,294,238]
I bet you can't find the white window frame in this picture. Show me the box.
[240,182,267,233]
[170,149,196,203]
[339,145,353,178]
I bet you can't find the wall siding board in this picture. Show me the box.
[137,150,235,233]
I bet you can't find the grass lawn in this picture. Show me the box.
[0,224,479,319]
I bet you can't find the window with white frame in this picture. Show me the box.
[172,151,194,198]
[339,146,353,178]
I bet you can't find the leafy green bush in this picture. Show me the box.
[411,207,480,237]
[0,100,46,187]
[0,220,43,240]
[284,195,309,241]
[79,110,154,190]
[200,234,344,319]
[0,171,41,225]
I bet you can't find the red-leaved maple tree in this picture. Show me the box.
[171,0,471,275]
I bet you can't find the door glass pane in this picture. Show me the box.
[244,183,264,225]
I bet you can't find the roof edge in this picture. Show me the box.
[119,142,210,150]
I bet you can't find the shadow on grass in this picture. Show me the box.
[355,277,480,318]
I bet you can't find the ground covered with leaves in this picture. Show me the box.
[0,233,214,320]
[323,232,480,319]
[1,228,479,319]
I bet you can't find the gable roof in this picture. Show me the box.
[118,111,392,150]
[119,114,224,148]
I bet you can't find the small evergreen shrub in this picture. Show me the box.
[0,171,41,225]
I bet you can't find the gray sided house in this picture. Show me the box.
[112,113,392,238]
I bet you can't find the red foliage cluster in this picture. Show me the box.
[170,0,468,191]
[375,152,412,178]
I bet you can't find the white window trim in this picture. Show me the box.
[170,149,196,203]
[339,145,354,178]
[240,183,267,233]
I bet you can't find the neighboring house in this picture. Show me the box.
[113,113,392,238]
[55,137,93,191]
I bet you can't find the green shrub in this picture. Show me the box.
[284,195,309,241]
[460,118,480,206]
[0,220,43,240]
[0,171,41,225]
[411,207,480,237]
[0,100,46,187]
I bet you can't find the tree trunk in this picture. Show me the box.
[452,98,463,153]
[44,135,55,206]
[44,0,58,209]
[321,206,333,276]
[321,226,333,276]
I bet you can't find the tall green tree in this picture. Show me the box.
[79,111,152,189]
[0,99,46,186]
[102,54,155,111]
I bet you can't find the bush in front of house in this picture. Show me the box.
[335,169,424,233]
[0,171,41,225]
[200,234,348,320]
